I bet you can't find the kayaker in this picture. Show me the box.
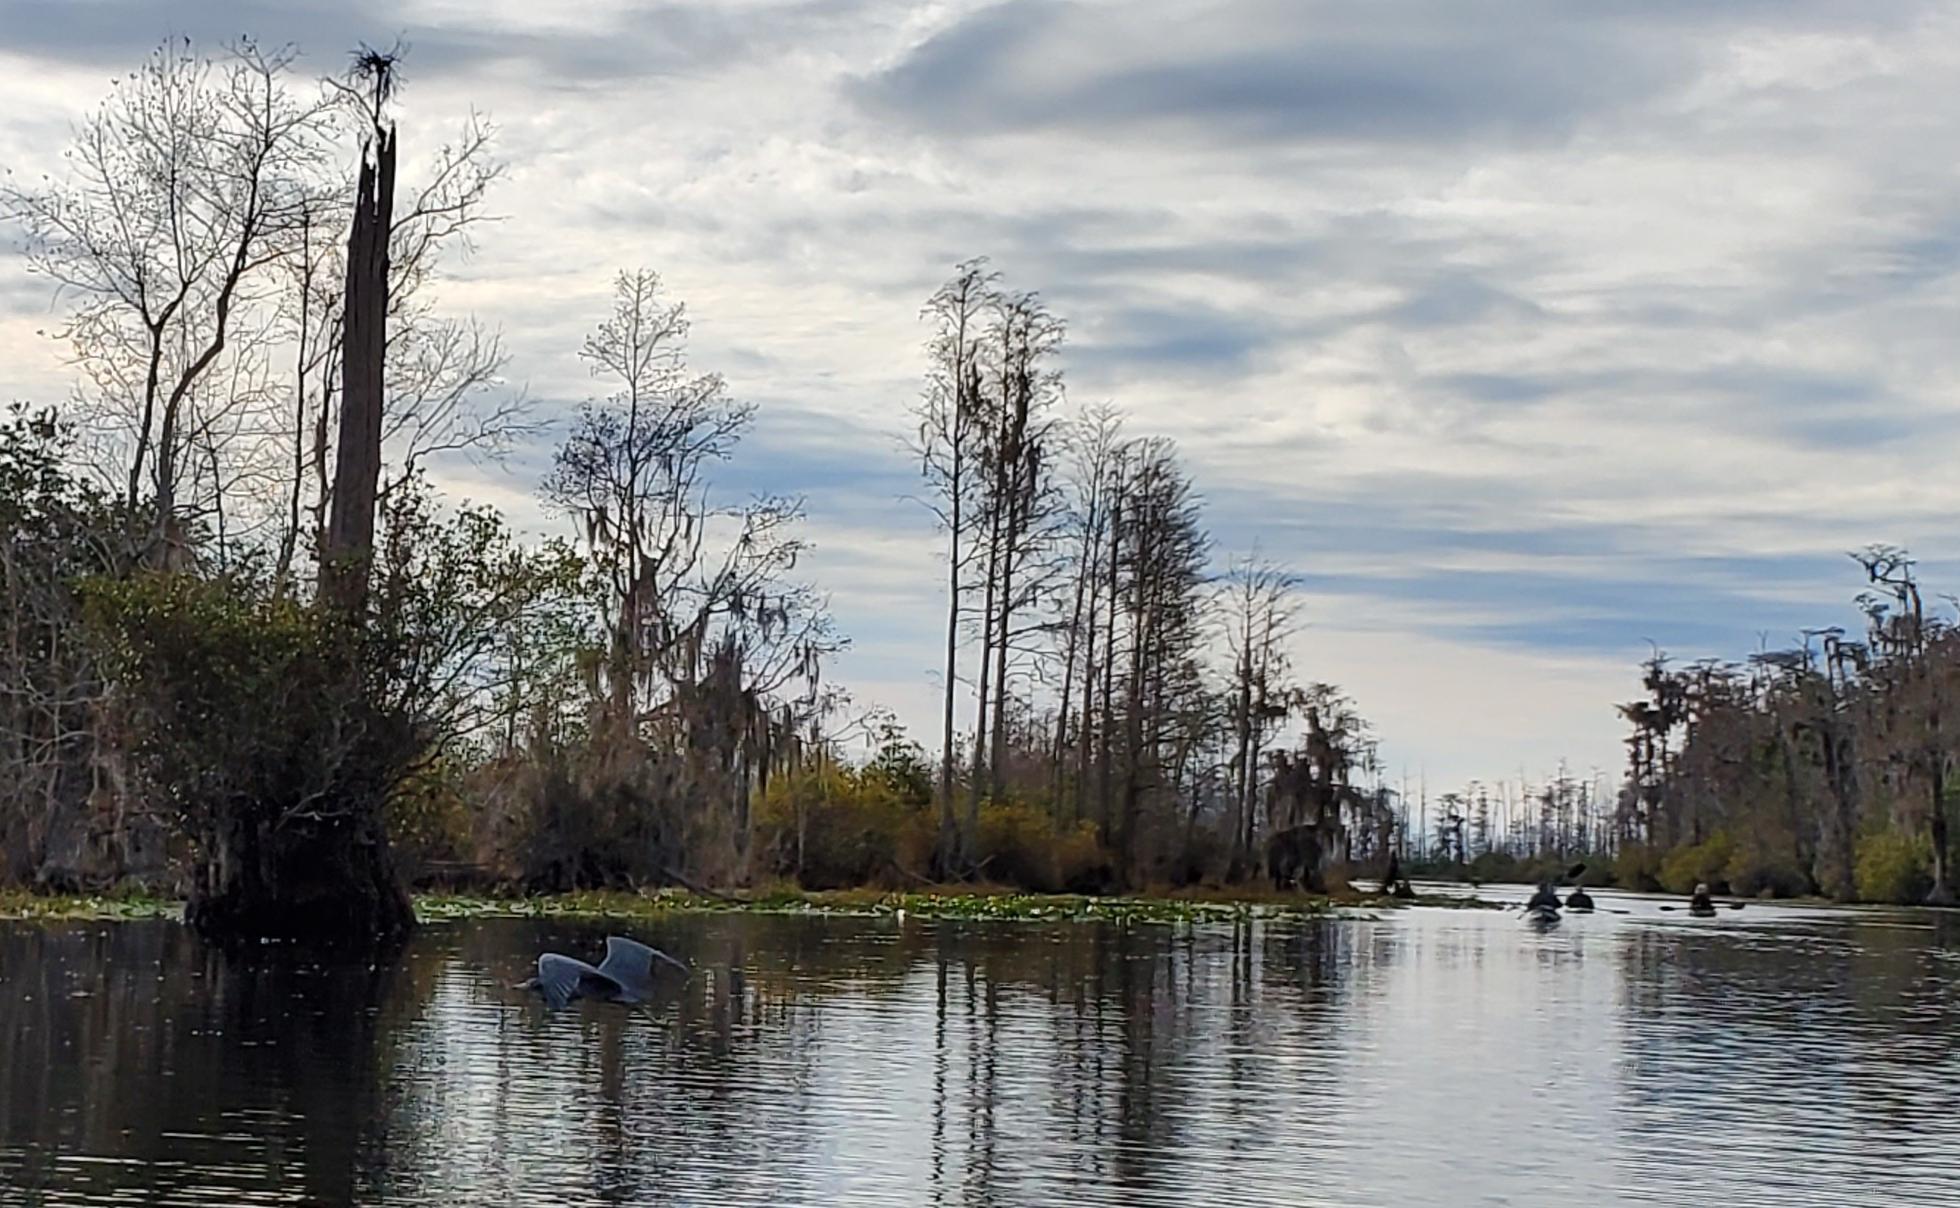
[1689,882,1716,916]
[1527,880,1562,912]
[1565,886,1595,911]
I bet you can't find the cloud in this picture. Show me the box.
[5,0,1960,796]
[852,0,1704,148]
[0,0,873,88]
[1069,300,1277,375]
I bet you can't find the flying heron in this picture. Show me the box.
[517,935,690,1008]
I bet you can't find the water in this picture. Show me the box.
[3,889,1958,1207]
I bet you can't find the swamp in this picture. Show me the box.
[5,13,1960,1207]
[5,887,1959,1205]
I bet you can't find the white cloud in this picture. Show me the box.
[4,0,1958,794]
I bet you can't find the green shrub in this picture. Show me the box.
[974,802,1060,890]
[1724,851,1810,899]
[893,809,939,881]
[1721,833,1812,898]
[80,571,379,842]
[387,756,473,870]
[1467,850,1520,883]
[1854,830,1932,903]
[1046,815,1114,894]
[974,802,1112,893]
[472,742,699,892]
[1614,844,1663,892]
[751,774,1115,893]
[753,763,915,889]
[1458,850,1603,887]
[1658,832,1735,895]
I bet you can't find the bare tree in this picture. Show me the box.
[1217,551,1300,875]
[540,268,835,877]
[542,269,815,724]
[1050,403,1123,820]
[978,288,1066,809]
[375,112,521,499]
[1108,437,1209,880]
[274,191,346,591]
[911,260,996,873]
[1,38,338,558]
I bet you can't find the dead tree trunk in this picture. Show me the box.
[323,127,395,613]
[937,435,963,873]
[1096,492,1120,846]
[966,491,1000,867]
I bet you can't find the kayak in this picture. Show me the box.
[1688,904,1717,918]
[1524,904,1561,927]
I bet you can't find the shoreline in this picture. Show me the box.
[0,885,1509,926]
[10,884,1925,927]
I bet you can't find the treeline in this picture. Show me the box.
[1590,547,1960,905]
[1409,549,1960,906]
[821,259,1398,893]
[0,38,1396,935]
[1410,768,1614,887]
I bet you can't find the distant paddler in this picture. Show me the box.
[1524,879,1562,926]
[1564,861,1595,911]
[1688,883,1717,917]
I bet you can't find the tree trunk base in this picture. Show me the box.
[187,814,414,949]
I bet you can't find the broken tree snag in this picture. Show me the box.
[324,102,397,613]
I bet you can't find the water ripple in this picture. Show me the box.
[3,898,1958,1205]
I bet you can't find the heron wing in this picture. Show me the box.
[536,953,610,1009]
[596,935,687,1001]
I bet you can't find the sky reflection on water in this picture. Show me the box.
[3,895,1957,1206]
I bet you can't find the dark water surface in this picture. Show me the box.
[3,889,1959,1206]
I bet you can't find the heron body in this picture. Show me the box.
[519,935,689,1008]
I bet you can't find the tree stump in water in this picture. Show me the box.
[1267,824,1330,892]
[186,812,413,948]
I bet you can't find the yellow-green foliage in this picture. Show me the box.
[77,571,363,834]
[1658,831,1735,894]
[1854,829,1932,903]
[974,802,1109,893]
[752,774,1114,894]
[753,763,922,889]
[1721,831,1811,898]
[1631,832,1810,898]
[1613,844,1663,892]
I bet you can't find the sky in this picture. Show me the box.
[4,0,1960,803]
